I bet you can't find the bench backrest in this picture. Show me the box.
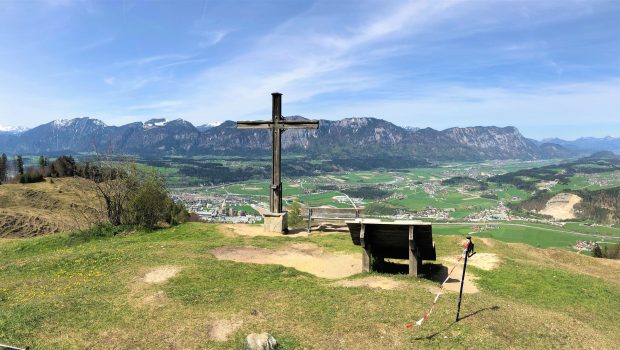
[346,221,436,260]
[301,207,365,219]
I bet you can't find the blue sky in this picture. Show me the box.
[0,0,619,139]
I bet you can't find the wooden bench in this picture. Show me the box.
[346,219,436,277]
[300,207,365,233]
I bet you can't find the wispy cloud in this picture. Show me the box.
[197,30,227,48]
[115,54,193,68]
[177,0,471,119]
[72,36,115,53]
[300,79,620,138]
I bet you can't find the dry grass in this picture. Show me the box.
[0,177,102,237]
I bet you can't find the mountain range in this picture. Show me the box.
[0,117,574,161]
[541,136,620,153]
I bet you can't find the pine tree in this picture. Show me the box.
[39,156,46,169]
[0,153,7,182]
[16,155,24,177]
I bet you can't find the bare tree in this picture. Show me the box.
[87,148,139,226]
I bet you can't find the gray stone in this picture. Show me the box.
[244,332,278,350]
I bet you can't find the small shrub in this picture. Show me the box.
[592,244,603,258]
[68,223,129,244]
[18,168,45,184]
[287,201,303,228]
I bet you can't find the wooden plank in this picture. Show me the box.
[236,120,319,129]
[301,207,364,215]
[276,121,319,129]
[409,225,421,276]
[236,121,273,128]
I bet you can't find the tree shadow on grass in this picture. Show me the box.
[413,306,501,340]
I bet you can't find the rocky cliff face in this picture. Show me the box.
[0,116,570,160]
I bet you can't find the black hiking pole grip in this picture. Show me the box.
[456,236,475,322]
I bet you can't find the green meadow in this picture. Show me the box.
[0,223,618,349]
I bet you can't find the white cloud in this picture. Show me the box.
[177,0,470,121]
[296,80,620,138]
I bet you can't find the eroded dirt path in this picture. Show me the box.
[211,242,361,279]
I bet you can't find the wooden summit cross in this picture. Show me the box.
[236,92,319,233]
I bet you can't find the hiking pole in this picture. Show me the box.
[456,236,476,322]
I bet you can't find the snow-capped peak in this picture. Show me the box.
[144,118,167,128]
[53,119,71,127]
[0,124,29,133]
[52,117,106,128]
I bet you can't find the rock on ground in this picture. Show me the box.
[245,333,277,350]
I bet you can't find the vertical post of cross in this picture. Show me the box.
[271,92,282,214]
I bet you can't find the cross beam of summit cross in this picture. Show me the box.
[236,93,319,233]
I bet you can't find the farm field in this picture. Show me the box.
[191,159,560,214]
[0,223,618,349]
[433,223,620,250]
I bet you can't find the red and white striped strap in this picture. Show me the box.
[406,240,470,328]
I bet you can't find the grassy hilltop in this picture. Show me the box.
[1,223,619,349]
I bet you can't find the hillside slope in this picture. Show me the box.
[0,223,618,349]
[0,178,102,237]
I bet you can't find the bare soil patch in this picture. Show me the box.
[219,224,281,237]
[429,253,500,294]
[334,276,406,290]
[462,195,481,201]
[479,237,495,247]
[143,266,180,284]
[211,243,361,279]
[440,253,500,271]
[220,223,344,237]
[207,319,244,342]
[140,290,168,307]
[540,193,582,220]
[429,264,479,294]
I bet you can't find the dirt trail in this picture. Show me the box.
[211,242,361,279]
[431,253,501,294]
[219,224,285,237]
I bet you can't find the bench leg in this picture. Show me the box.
[362,244,371,273]
[360,224,371,273]
[408,226,422,277]
[409,246,422,277]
